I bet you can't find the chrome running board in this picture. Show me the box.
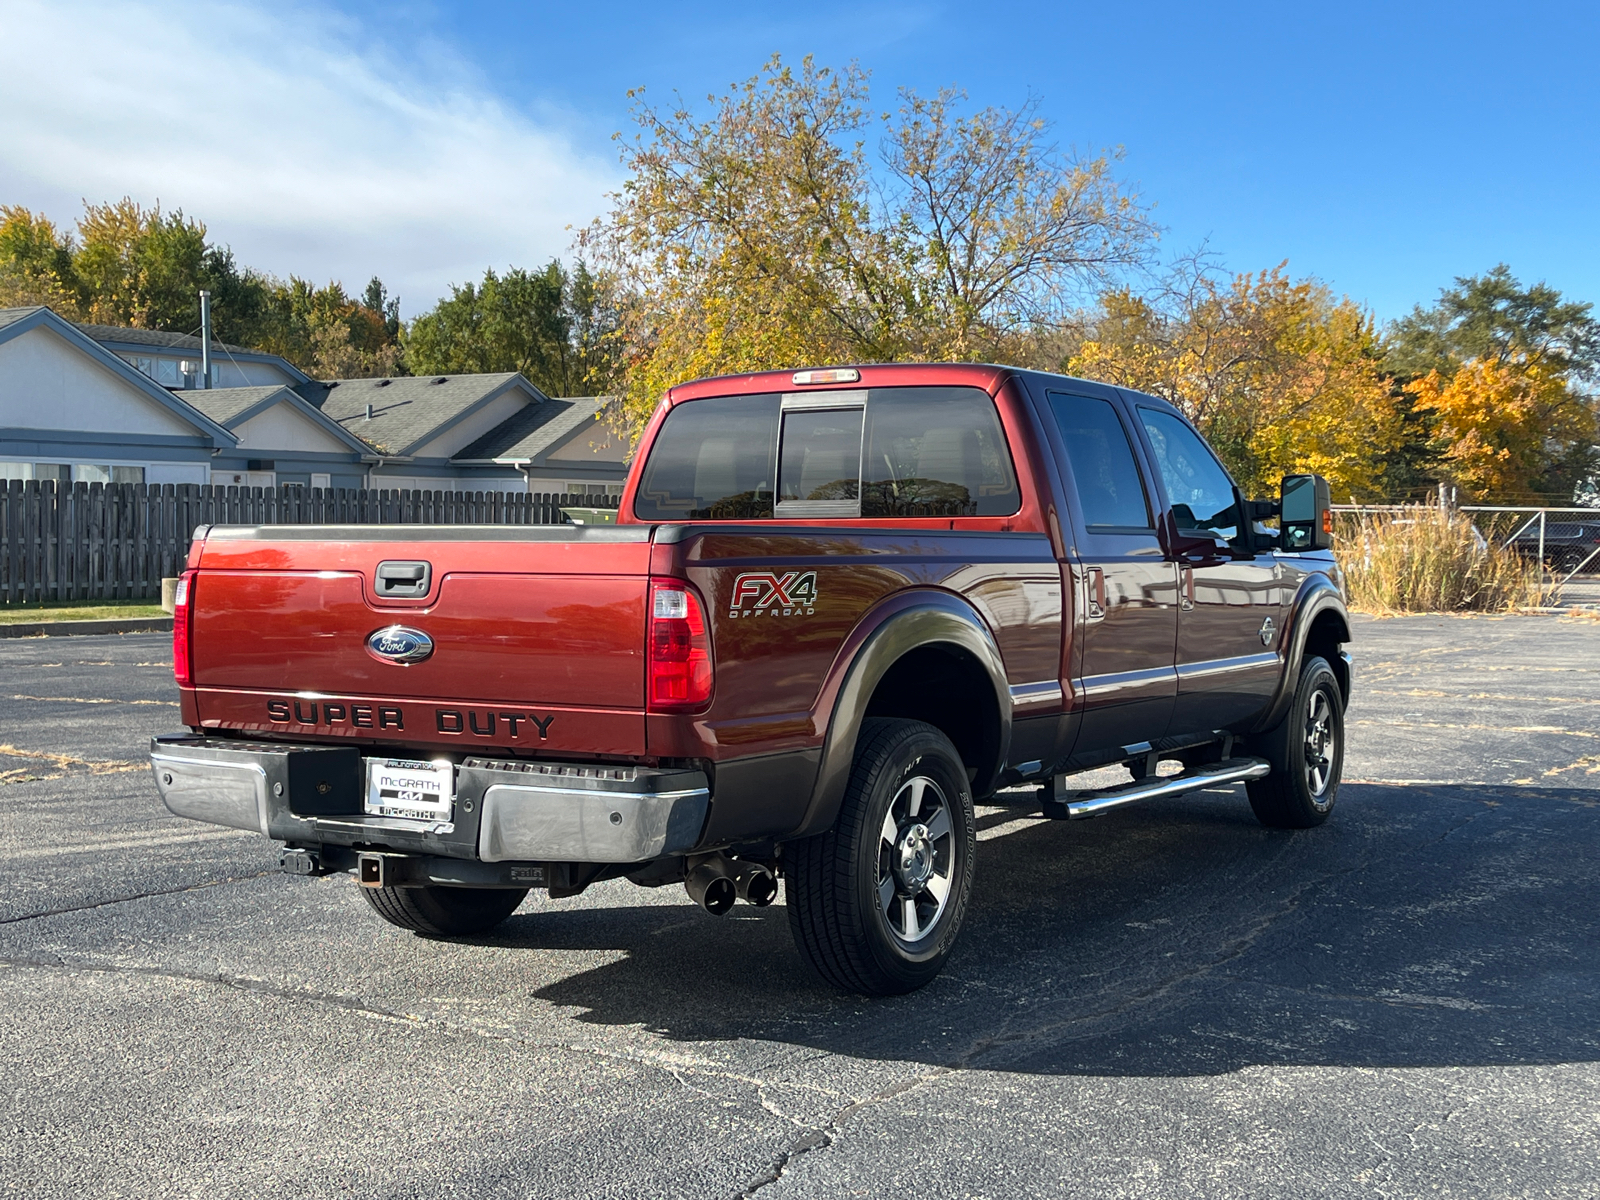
[1043,756,1271,820]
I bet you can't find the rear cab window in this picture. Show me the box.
[633,386,1020,521]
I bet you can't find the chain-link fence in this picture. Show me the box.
[1332,502,1600,610]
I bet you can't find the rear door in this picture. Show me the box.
[1131,404,1282,735]
[1038,386,1177,754]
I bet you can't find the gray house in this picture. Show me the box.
[296,374,626,494]
[0,305,629,494]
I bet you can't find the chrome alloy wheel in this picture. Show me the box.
[877,775,955,945]
[1304,687,1337,803]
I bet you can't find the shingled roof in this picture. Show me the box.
[453,396,611,461]
[179,385,286,425]
[0,307,42,332]
[73,322,254,355]
[296,373,538,457]
[180,385,378,456]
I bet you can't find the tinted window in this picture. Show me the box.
[1138,408,1239,541]
[861,387,1019,517]
[633,394,779,519]
[1046,393,1152,530]
[779,408,862,502]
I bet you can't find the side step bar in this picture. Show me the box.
[1042,757,1271,820]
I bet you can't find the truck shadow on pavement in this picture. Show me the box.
[481,781,1600,1077]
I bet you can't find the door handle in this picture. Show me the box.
[1180,565,1195,611]
[1086,567,1106,620]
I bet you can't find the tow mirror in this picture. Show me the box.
[1280,474,1333,551]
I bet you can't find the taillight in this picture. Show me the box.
[172,569,196,687]
[648,579,712,710]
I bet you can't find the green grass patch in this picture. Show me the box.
[0,602,169,624]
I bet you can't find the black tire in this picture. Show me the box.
[360,884,528,936]
[1245,654,1345,829]
[785,718,977,995]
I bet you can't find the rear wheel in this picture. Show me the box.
[360,884,528,936]
[785,718,976,995]
[1246,654,1344,828]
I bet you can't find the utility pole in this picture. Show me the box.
[199,289,212,389]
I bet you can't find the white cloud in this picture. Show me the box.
[0,0,619,315]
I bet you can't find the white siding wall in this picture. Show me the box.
[232,402,354,454]
[211,359,297,388]
[409,391,527,458]
[545,418,629,463]
[0,327,198,436]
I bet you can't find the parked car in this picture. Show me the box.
[150,364,1351,995]
[1508,520,1600,573]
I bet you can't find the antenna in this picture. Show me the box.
[199,290,212,389]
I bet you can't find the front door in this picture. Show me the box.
[1041,389,1178,756]
[1134,406,1282,735]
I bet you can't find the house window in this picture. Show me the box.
[75,465,113,484]
[156,359,179,386]
[311,473,331,490]
[112,466,145,485]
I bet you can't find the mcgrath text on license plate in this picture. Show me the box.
[365,758,454,821]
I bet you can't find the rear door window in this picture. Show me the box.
[1045,392,1152,531]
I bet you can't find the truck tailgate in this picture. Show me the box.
[189,525,653,754]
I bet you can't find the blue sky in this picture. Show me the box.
[2,0,1596,321]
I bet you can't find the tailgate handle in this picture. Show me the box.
[375,560,431,598]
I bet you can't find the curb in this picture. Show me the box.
[0,617,174,639]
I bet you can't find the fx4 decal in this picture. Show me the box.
[729,570,819,617]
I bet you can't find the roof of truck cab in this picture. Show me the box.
[666,362,1012,402]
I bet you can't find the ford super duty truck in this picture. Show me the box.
[151,363,1350,995]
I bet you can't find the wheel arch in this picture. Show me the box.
[790,591,1012,838]
[1253,576,1352,732]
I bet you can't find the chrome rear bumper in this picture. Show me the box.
[149,735,709,864]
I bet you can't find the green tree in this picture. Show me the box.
[1387,264,1600,384]
[253,276,403,378]
[0,206,81,310]
[405,261,618,396]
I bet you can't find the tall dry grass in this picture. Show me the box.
[1334,507,1545,613]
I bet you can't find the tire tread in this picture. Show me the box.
[786,718,973,995]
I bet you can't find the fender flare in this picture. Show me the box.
[790,590,1013,839]
[1253,574,1352,733]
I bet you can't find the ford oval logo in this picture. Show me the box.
[366,625,434,665]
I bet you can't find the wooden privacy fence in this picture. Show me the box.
[1,480,620,603]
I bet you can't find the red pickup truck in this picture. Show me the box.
[151,363,1350,995]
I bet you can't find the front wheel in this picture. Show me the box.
[1246,654,1345,828]
[360,884,528,936]
[785,718,977,995]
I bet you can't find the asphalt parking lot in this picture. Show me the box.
[2,614,1597,1199]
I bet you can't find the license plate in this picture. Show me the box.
[364,758,454,822]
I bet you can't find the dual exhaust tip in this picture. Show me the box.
[685,856,777,915]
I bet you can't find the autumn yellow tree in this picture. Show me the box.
[1068,260,1402,499]
[583,55,1158,427]
[1387,267,1599,501]
[0,206,83,312]
[1405,360,1597,501]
